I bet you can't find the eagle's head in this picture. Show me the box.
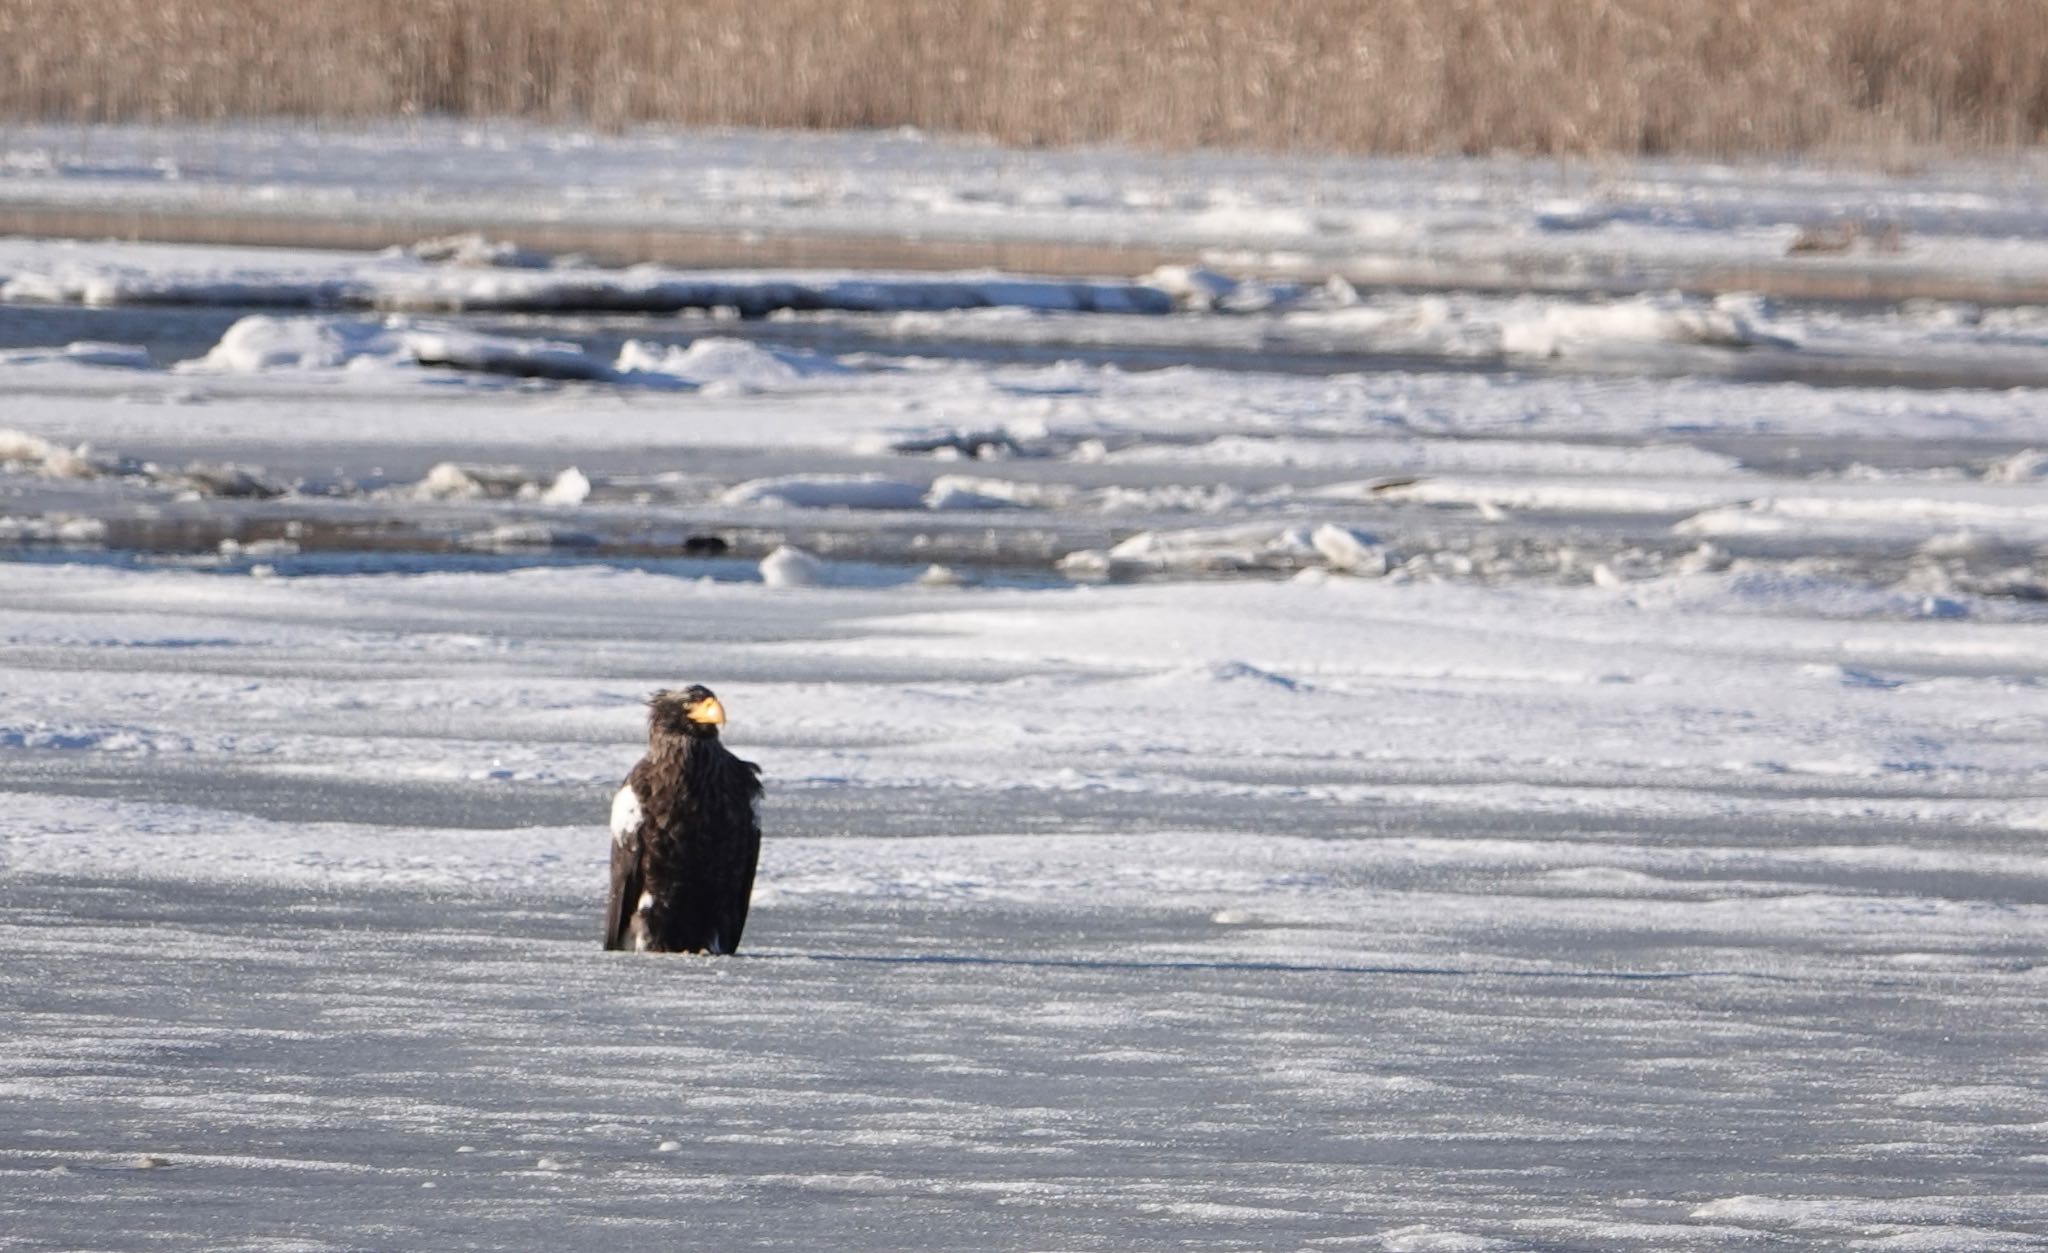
[648,685,727,740]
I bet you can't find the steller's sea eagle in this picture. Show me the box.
[604,685,763,954]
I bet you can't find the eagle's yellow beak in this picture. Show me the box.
[686,695,727,726]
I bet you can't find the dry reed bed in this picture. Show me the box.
[4,0,2047,156]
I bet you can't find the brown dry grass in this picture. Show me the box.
[4,0,2047,157]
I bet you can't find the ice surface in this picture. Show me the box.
[4,563,2048,1250]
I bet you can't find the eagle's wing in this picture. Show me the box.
[602,780,646,951]
[710,754,765,954]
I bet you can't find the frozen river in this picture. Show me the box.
[5,123,2048,1250]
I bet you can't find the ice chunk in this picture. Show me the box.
[616,337,845,392]
[184,315,402,371]
[721,475,927,511]
[1076,523,1321,575]
[1985,448,2048,482]
[182,314,610,380]
[1142,264,1239,312]
[537,467,592,507]
[759,544,823,587]
[922,475,1069,511]
[1498,294,1789,358]
[1310,523,1387,575]
[408,462,536,502]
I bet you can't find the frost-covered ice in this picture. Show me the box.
[5,296,2048,601]
[4,563,2048,1250]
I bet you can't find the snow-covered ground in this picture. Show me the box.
[5,564,2048,1250]
[5,121,2048,1250]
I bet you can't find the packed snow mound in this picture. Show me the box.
[179,315,611,380]
[758,544,824,587]
[615,336,849,391]
[923,475,1073,511]
[184,315,402,371]
[538,466,591,506]
[720,474,928,511]
[1499,294,1790,358]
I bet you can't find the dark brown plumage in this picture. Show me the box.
[604,685,763,954]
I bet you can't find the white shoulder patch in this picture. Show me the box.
[610,785,643,846]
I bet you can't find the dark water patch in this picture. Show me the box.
[0,302,250,366]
